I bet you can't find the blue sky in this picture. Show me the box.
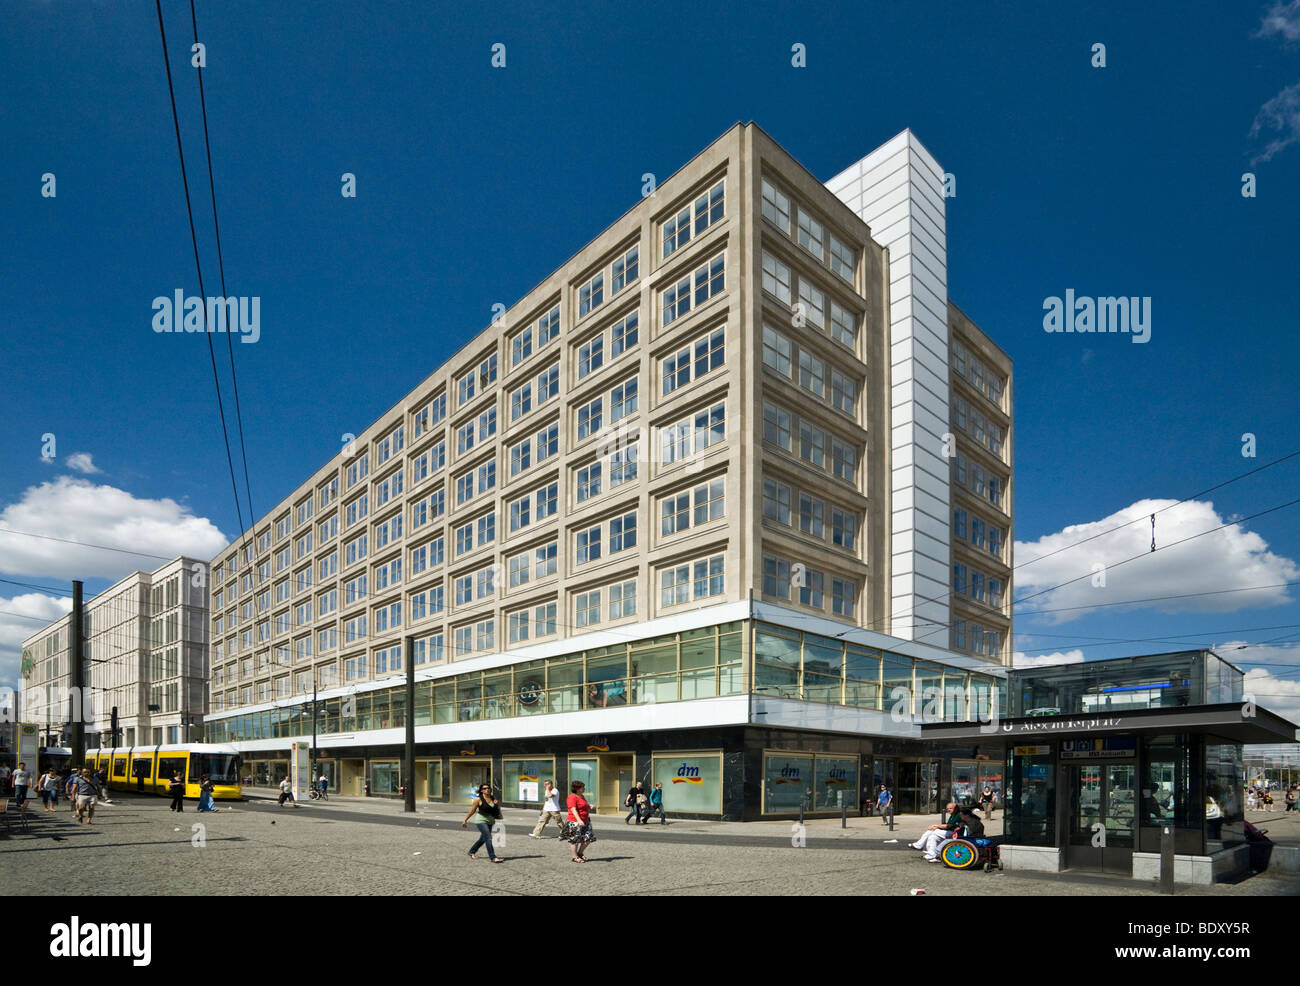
[2,1,1298,726]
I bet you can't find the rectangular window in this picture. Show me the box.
[608,580,636,620]
[535,481,558,520]
[508,552,530,589]
[510,381,532,422]
[534,542,558,579]
[830,300,858,350]
[662,253,725,327]
[577,397,603,440]
[799,493,825,538]
[609,511,637,553]
[609,442,637,487]
[830,235,856,284]
[662,326,725,395]
[799,568,824,609]
[536,364,559,403]
[609,311,638,358]
[762,325,792,377]
[797,210,826,262]
[761,178,791,234]
[578,334,604,379]
[763,402,792,452]
[611,244,639,294]
[578,271,605,319]
[761,251,792,306]
[831,440,857,482]
[576,525,602,565]
[509,492,531,533]
[831,370,857,416]
[610,377,638,422]
[832,509,857,550]
[536,423,559,464]
[662,179,724,258]
[534,602,557,636]
[576,589,601,628]
[797,279,826,332]
[762,478,791,525]
[799,422,825,468]
[798,349,825,398]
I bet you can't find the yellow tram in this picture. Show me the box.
[85,744,243,801]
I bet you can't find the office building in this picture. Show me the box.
[19,557,210,749]
[203,123,1016,818]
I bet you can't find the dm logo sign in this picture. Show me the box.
[823,767,848,787]
[773,763,803,785]
[518,680,543,707]
[672,761,704,785]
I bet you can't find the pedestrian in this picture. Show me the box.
[11,761,31,807]
[876,783,893,823]
[277,775,295,807]
[168,771,185,812]
[73,767,100,824]
[197,774,216,812]
[460,782,504,862]
[39,768,60,812]
[1285,786,1297,813]
[317,771,329,800]
[0,763,10,796]
[95,767,111,804]
[563,779,596,862]
[624,779,647,825]
[979,786,995,819]
[65,770,78,813]
[529,779,564,838]
[645,781,666,824]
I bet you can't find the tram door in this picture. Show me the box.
[1065,761,1136,872]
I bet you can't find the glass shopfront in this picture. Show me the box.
[1005,744,1055,846]
[425,758,443,801]
[503,757,555,805]
[763,753,813,813]
[568,757,599,809]
[651,752,723,815]
[952,758,1003,809]
[370,760,401,796]
[813,756,859,811]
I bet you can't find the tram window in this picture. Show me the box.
[158,757,187,782]
[113,758,126,777]
[131,758,152,779]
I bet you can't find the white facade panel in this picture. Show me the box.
[828,130,951,640]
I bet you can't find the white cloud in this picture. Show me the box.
[0,592,73,692]
[64,452,101,474]
[1012,649,1086,668]
[0,477,229,581]
[1015,499,1299,624]
[1258,0,1300,42]
[1250,80,1300,164]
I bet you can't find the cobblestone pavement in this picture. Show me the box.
[2,794,1297,896]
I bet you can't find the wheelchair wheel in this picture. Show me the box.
[940,839,979,869]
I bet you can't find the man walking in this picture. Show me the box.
[645,782,666,824]
[278,775,296,807]
[876,784,893,824]
[624,780,647,824]
[529,779,564,838]
[11,761,31,807]
[73,767,100,825]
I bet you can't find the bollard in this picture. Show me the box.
[887,803,895,832]
[799,801,805,826]
[842,803,847,829]
[1160,826,1175,894]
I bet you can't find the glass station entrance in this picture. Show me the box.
[1065,759,1136,873]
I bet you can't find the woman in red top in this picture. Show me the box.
[565,780,596,862]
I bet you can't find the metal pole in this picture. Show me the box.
[311,676,318,792]
[403,635,415,813]
[70,581,85,764]
[1159,825,1175,894]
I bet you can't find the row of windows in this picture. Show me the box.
[951,337,1006,409]
[952,619,1004,659]
[761,176,857,286]
[762,401,857,483]
[953,393,1007,462]
[761,477,858,553]
[662,179,725,259]
[953,508,1006,563]
[761,554,857,618]
[954,452,1007,512]
[761,249,859,350]
[953,563,1005,611]
[578,243,639,321]
[762,324,858,418]
[510,305,561,370]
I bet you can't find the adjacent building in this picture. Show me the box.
[202,123,1016,818]
[19,557,209,749]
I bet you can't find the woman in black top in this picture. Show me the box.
[460,783,504,862]
[168,772,185,812]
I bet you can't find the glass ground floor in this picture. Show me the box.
[236,726,1001,821]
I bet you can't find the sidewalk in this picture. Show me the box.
[238,785,1000,843]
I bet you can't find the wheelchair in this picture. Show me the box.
[938,835,1002,872]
